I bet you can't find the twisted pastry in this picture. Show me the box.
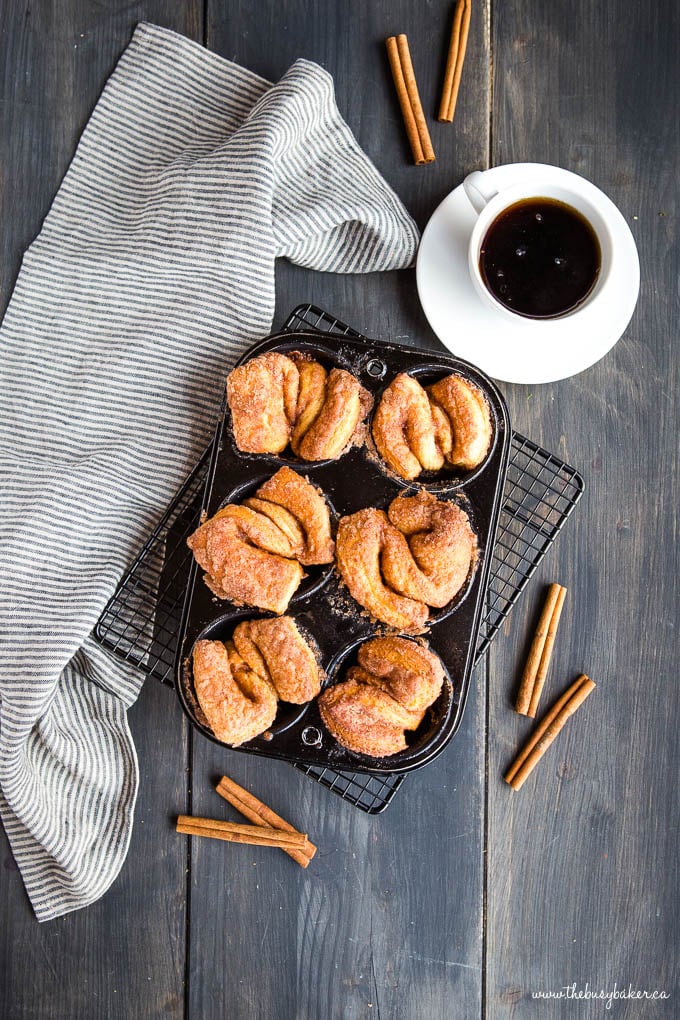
[193,617,322,745]
[187,466,333,613]
[371,372,444,480]
[227,352,299,455]
[335,489,476,631]
[192,638,278,746]
[318,636,445,756]
[227,351,372,460]
[427,374,493,471]
[372,371,492,480]
[232,616,322,704]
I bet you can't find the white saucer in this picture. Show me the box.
[416,163,640,384]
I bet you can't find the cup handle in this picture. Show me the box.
[463,171,498,214]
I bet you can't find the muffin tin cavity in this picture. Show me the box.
[181,610,324,742]
[368,363,498,492]
[319,635,455,765]
[225,339,372,469]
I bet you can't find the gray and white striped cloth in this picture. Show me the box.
[0,22,419,921]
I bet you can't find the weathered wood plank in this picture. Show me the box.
[3,1,677,1017]
[486,1,679,1016]
[0,2,200,1017]
[187,2,492,1017]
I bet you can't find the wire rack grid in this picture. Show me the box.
[94,304,583,814]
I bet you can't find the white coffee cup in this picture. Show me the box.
[463,169,615,321]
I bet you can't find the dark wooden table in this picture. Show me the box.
[1,2,678,1017]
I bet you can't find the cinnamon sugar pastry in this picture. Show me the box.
[226,352,299,455]
[335,489,476,631]
[318,635,445,756]
[192,638,278,746]
[232,616,322,704]
[227,351,372,460]
[372,371,492,480]
[187,466,333,613]
[193,616,322,745]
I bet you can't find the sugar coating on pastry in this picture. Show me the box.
[187,508,303,614]
[254,465,334,565]
[372,370,492,480]
[383,490,477,608]
[290,365,374,461]
[356,635,445,714]
[317,635,446,757]
[232,616,322,704]
[187,466,334,613]
[192,638,278,746]
[372,372,444,480]
[335,491,476,630]
[318,679,410,756]
[226,350,372,461]
[335,507,430,633]
[427,374,493,471]
[227,352,299,454]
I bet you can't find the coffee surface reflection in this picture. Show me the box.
[479,198,601,319]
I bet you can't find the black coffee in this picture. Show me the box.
[479,198,601,318]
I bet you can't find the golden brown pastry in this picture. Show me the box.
[353,634,445,714]
[317,636,445,756]
[192,617,322,745]
[335,507,430,633]
[372,371,492,480]
[226,352,299,454]
[383,490,477,608]
[186,506,303,613]
[290,364,373,461]
[335,491,477,631]
[427,374,493,471]
[187,467,333,613]
[232,616,322,704]
[192,638,278,746]
[317,680,413,756]
[254,465,334,565]
[371,372,444,480]
[226,351,372,461]
[289,359,328,451]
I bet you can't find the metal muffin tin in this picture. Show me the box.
[176,330,511,774]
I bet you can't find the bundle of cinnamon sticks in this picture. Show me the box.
[385,0,472,164]
[176,774,316,869]
[504,582,597,791]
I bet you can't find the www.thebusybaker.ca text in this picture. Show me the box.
[532,983,670,1010]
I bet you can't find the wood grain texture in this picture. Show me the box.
[1,1,678,1018]
[0,4,200,1017]
[486,1,679,1016]
[187,677,486,1020]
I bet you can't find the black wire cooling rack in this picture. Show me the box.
[94,304,584,814]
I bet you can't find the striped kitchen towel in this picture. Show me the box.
[0,22,419,921]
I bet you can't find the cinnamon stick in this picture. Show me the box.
[216,775,316,868]
[176,815,308,850]
[527,583,567,716]
[386,34,435,165]
[505,674,596,791]
[515,583,567,716]
[438,0,472,122]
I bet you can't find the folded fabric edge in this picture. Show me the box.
[0,727,139,923]
[133,24,420,272]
